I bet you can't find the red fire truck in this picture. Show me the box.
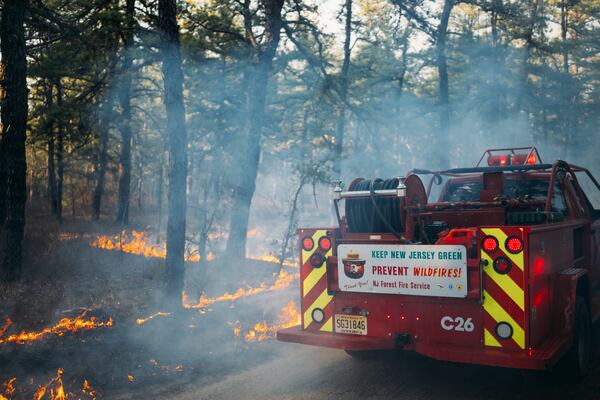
[277,147,600,381]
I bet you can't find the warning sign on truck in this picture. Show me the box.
[337,244,468,298]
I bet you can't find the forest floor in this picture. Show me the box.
[2,218,600,400]
[0,217,297,399]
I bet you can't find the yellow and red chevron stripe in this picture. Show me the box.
[481,227,526,350]
[300,230,334,332]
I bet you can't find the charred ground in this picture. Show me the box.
[0,220,297,399]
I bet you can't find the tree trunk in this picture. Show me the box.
[116,0,136,226]
[513,0,539,145]
[560,0,575,157]
[226,0,284,259]
[137,160,143,211]
[398,26,410,96]
[0,0,28,282]
[158,0,189,305]
[560,1,569,74]
[435,0,453,168]
[92,99,111,221]
[55,79,64,222]
[45,84,58,216]
[490,0,503,120]
[333,0,352,178]
[156,158,164,243]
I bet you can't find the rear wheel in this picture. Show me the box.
[557,296,591,382]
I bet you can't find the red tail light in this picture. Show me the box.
[505,237,523,253]
[310,253,325,267]
[318,236,331,252]
[302,237,314,251]
[482,236,499,253]
[493,257,511,274]
[526,153,537,164]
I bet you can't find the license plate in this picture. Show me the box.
[334,314,367,335]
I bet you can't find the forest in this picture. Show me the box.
[0,0,599,398]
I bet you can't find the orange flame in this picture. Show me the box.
[0,311,113,346]
[135,312,172,326]
[246,254,298,268]
[90,231,296,267]
[90,230,215,263]
[2,373,96,400]
[32,369,97,400]
[33,368,65,400]
[0,377,16,400]
[235,301,301,342]
[149,359,184,373]
[0,318,12,337]
[81,380,96,399]
[182,269,298,309]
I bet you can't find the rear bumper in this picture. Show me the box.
[277,326,570,370]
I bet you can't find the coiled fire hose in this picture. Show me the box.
[346,178,404,240]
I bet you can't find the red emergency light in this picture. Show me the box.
[487,155,510,167]
[487,153,538,167]
[511,153,537,165]
[478,147,542,167]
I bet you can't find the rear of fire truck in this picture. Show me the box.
[277,147,600,381]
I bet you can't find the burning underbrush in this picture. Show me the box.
[0,311,113,346]
[89,230,298,268]
[1,227,301,398]
[233,301,301,343]
[182,269,297,310]
[0,369,98,400]
[89,230,212,263]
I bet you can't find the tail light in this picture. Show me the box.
[493,257,511,274]
[302,237,314,251]
[482,236,499,253]
[310,253,325,267]
[318,236,331,252]
[505,237,523,253]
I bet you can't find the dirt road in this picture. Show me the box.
[165,342,600,400]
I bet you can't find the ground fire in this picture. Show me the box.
[236,301,301,342]
[0,311,113,346]
[89,230,213,262]
[182,269,298,309]
[89,230,298,268]
[0,370,97,400]
[135,312,172,326]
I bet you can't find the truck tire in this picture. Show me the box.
[557,296,591,382]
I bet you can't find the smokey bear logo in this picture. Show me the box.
[342,251,365,279]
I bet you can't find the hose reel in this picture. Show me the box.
[345,178,403,234]
[345,175,427,237]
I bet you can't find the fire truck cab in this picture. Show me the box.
[277,147,600,381]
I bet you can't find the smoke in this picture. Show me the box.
[6,0,600,397]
